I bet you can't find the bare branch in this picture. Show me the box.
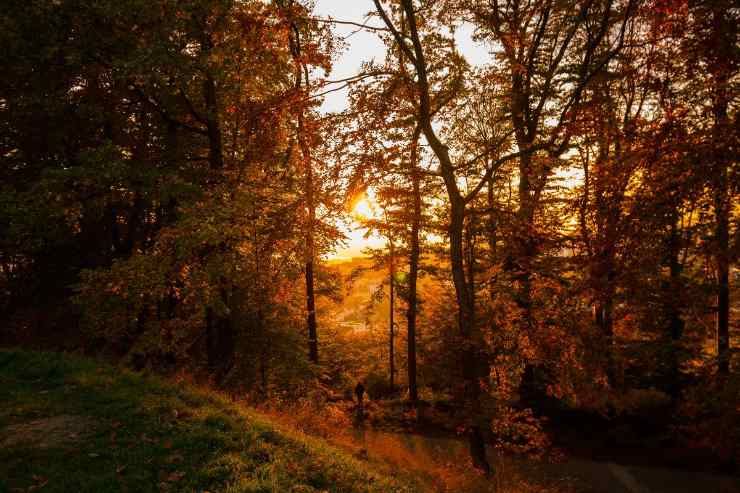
[464,142,549,204]
[310,16,391,33]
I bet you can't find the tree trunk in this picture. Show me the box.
[516,151,540,404]
[123,191,144,255]
[203,71,223,171]
[594,283,617,388]
[407,155,420,403]
[487,174,497,263]
[710,3,731,376]
[300,118,319,364]
[288,9,320,365]
[200,46,233,376]
[206,307,234,381]
[258,307,268,395]
[516,152,535,328]
[305,256,319,363]
[389,237,396,391]
[715,166,730,375]
[374,0,491,474]
[450,198,490,474]
[666,219,685,396]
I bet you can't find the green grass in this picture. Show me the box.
[0,349,416,493]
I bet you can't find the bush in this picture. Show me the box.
[613,387,673,416]
[364,371,394,400]
[675,372,740,469]
[490,406,551,457]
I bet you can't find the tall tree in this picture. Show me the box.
[373,0,518,473]
[463,0,636,399]
[701,1,738,375]
[281,0,322,364]
[406,130,422,403]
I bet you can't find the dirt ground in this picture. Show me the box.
[1,415,99,449]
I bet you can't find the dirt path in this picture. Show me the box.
[352,428,740,492]
[526,458,740,493]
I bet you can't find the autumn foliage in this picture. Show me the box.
[1,0,737,479]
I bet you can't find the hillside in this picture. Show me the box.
[0,350,416,493]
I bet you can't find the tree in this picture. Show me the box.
[463,0,637,400]
[373,0,503,473]
[406,130,422,402]
[1,0,338,386]
[694,0,738,376]
[280,0,328,364]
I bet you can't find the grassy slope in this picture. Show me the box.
[0,350,417,493]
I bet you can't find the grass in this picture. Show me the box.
[0,349,418,493]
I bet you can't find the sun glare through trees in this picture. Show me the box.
[0,1,738,492]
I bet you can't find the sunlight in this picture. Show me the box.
[352,197,375,220]
[327,190,385,261]
[350,190,381,221]
[6,1,735,489]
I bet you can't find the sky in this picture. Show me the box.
[312,1,490,260]
[313,1,490,114]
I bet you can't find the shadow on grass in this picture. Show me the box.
[0,349,417,493]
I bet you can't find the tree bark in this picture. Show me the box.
[450,198,490,474]
[716,197,730,376]
[715,162,730,375]
[302,123,319,364]
[515,150,540,403]
[710,3,731,376]
[201,31,232,376]
[407,143,420,403]
[389,235,396,391]
[305,256,319,363]
[286,4,319,365]
[205,287,234,383]
[487,174,497,263]
[594,279,617,388]
[666,218,685,396]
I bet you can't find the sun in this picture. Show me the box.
[351,191,380,220]
[352,198,373,219]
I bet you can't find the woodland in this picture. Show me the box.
[0,0,738,490]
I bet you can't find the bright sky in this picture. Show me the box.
[334,191,386,262]
[313,1,490,260]
[313,1,490,115]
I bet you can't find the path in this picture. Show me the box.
[352,428,740,492]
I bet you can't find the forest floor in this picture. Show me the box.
[263,403,740,493]
[2,349,738,493]
[0,349,421,493]
[343,427,740,493]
